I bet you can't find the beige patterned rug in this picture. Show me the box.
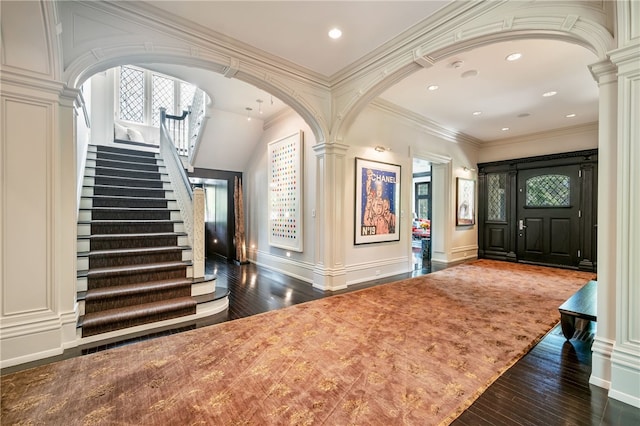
[1,260,595,425]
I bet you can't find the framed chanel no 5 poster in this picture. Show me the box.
[355,157,401,245]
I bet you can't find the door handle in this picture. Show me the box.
[519,219,527,230]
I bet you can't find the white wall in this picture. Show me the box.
[244,112,318,283]
[243,103,481,288]
[478,123,598,164]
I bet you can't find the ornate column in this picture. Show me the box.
[312,142,348,290]
[608,3,640,404]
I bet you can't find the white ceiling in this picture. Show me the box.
[142,1,600,144]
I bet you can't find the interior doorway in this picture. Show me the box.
[412,158,432,269]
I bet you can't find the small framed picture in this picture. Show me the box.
[456,177,475,226]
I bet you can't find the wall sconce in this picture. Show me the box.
[375,145,390,152]
[256,99,263,114]
[245,107,252,121]
[463,166,477,172]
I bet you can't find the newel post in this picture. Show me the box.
[192,187,205,279]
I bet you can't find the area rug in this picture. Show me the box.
[1,260,595,425]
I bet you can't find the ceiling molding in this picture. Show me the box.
[330,0,484,85]
[262,107,296,131]
[102,0,331,88]
[481,122,598,148]
[370,98,483,150]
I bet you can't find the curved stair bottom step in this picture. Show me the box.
[76,296,230,347]
[80,297,197,338]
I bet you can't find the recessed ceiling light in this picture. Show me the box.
[517,113,531,118]
[501,127,510,131]
[566,113,577,118]
[427,85,439,91]
[506,52,522,61]
[472,111,482,116]
[543,91,558,97]
[328,28,342,39]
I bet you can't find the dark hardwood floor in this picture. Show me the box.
[2,252,639,425]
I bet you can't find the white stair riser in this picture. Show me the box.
[77,249,192,271]
[192,279,216,297]
[77,277,87,292]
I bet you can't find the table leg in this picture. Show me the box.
[560,314,576,340]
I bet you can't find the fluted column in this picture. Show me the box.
[588,58,618,393]
[608,6,640,405]
[312,142,349,290]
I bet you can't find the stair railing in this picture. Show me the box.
[163,108,190,156]
[187,88,209,165]
[159,107,205,279]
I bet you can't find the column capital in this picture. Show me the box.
[312,142,349,156]
[609,42,640,75]
[588,58,617,85]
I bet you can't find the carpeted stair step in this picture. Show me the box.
[95,158,160,172]
[81,207,174,221]
[82,261,191,289]
[80,232,185,251]
[80,219,180,235]
[85,195,171,209]
[80,297,197,337]
[76,144,196,339]
[94,151,159,165]
[91,184,168,198]
[83,278,193,313]
[95,145,157,157]
[93,175,165,189]
[80,246,189,269]
[91,166,163,181]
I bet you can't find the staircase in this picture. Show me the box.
[77,144,198,338]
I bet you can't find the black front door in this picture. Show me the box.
[516,165,581,267]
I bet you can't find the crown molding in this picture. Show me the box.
[481,122,598,148]
[370,98,483,149]
[329,0,487,85]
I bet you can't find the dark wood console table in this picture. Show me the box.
[558,280,597,340]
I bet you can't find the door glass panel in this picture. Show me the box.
[487,173,506,221]
[414,182,430,219]
[525,174,570,207]
[417,199,429,219]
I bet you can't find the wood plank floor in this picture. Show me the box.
[3,255,639,425]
